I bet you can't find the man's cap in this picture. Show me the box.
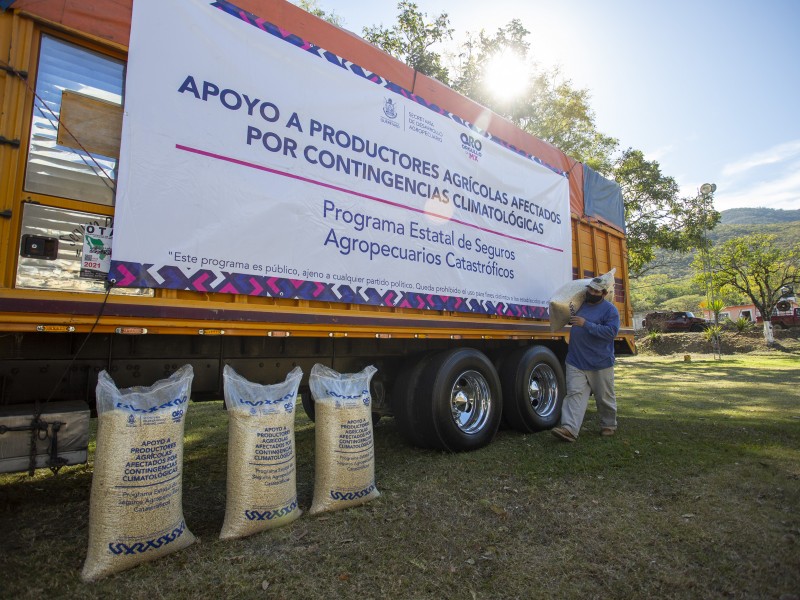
[587,277,606,292]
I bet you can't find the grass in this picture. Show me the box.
[1,354,799,599]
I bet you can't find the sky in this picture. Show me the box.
[305,0,800,213]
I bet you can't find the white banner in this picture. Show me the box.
[112,0,571,315]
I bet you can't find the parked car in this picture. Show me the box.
[761,307,800,329]
[642,311,710,332]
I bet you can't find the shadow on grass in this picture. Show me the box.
[1,354,799,599]
[618,357,799,383]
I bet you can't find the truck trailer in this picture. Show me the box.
[0,0,633,457]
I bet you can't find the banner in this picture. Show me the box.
[111,0,572,316]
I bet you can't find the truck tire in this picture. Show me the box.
[300,385,315,422]
[499,345,564,432]
[391,353,436,448]
[415,348,502,452]
[690,324,704,332]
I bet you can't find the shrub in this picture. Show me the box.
[733,317,754,333]
[646,330,662,343]
[703,324,723,343]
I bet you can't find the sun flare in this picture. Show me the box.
[483,49,530,100]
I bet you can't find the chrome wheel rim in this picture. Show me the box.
[528,364,559,418]
[449,369,491,434]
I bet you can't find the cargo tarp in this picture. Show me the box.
[583,164,625,233]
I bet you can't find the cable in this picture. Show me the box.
[43,279,116,406]
[566,159,582,177]
[0,58,121,473]
[25,279,116,476]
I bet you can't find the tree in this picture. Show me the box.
[630,273,697,312]
[662,294,705,314]
[294,0,343,27]
[522,77,619,174]
[614,148,720,278]
[450,19,532,108]
[362,9,718,279]
[450,21,618,173]
[700,298,726,325]
[361,1,453,84]
[448,23,717,270]
[692,234,800,342]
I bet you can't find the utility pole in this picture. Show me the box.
[699,183,720,359]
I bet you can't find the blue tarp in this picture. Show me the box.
[0,1,16,11]
[583,164,625,232]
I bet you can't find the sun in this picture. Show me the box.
[483,48,530,100]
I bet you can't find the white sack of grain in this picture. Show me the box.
[549,268,616,331]
[220,365,303,540]
[309,364,379,515]
[81,365,195,582]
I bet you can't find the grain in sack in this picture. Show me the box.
[309,364,379,514]
[81,365,195,582]
[220,365,302,540]
[549,268,616,331]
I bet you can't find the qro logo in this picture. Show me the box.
[460,132,482,160]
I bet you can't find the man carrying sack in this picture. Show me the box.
[551,277,620,442]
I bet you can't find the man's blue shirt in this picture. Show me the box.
[566,300,620,371]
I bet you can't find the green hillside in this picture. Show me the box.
[641,209,800,278]
[631,208,800,312]
[710,220,800,246]
[721,207,800,225]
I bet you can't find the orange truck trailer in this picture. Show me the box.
[0,0,633,456]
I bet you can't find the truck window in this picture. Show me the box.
[24,35,124,206]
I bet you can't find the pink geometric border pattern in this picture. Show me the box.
[109,261,549,318]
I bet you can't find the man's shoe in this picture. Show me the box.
[551,426,576,442]
[601,427,616,437]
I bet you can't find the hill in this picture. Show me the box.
[640,208,800,279]
[631,207,800,312]
[720,207,800,225]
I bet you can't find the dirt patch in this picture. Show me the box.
[635,327,800,356]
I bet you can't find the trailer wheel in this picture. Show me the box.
[369,376,386,425]
[499,346,564,432]
[391,353,436,448]
[416,348,502,451]
[300,385,315,422]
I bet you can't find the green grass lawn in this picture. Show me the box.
[1,354,799,599]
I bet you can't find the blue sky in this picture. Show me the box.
[302,0,800,212]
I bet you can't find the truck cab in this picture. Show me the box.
[769,307,800,329]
